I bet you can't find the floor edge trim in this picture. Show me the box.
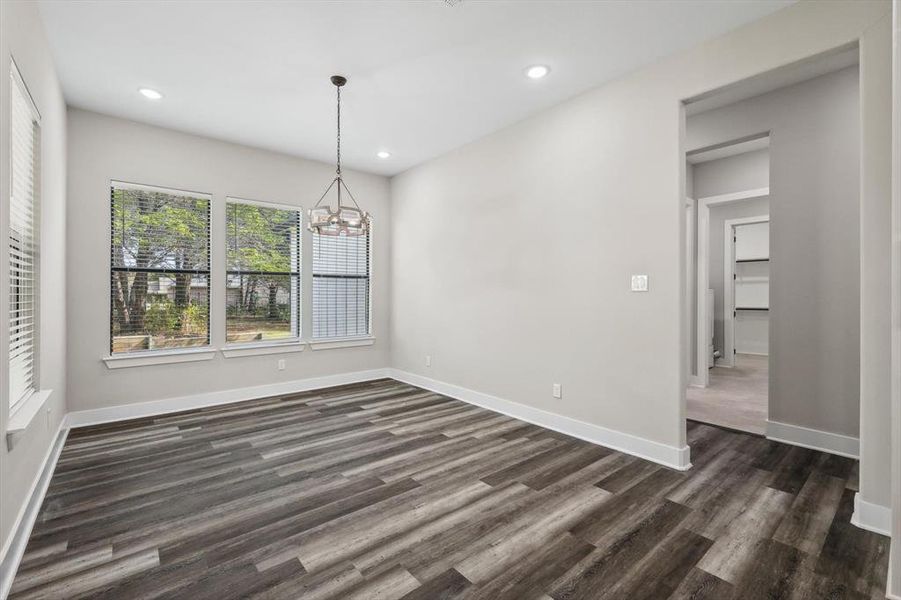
[65,368,392,428]
[765,419,860,459]
[0,423,69,600]
[850,492,892,537]
[388,369,691,471]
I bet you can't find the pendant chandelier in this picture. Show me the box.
[308,75,371,237]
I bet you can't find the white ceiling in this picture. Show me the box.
[39,0,793,176]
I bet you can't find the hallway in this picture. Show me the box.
[687,354,768,435]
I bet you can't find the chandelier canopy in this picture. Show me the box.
[308,75,371,237]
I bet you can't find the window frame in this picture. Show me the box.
[8,58,42,418]
[310,220,372,341]
[224,196,302,348]
[101,186,376,367]
[108,180,212,357]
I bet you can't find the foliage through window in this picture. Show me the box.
[312,228,370,339]
[110,183,210,353]
[226,200,301,343]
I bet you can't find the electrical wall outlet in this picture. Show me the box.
[425,355,432,367]
[552,383,562,399]
[277,359,286,371]
[631,274,649,292]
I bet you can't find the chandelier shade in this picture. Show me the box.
[307,75,371,237]
[308,181,369,237]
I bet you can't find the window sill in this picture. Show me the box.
[103,347,217,369]
[221,341,306,358]
[7,389,53,448]
[308,336,376,351]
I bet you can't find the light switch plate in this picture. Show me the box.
[552,383,562,399]
[631,274,649,292]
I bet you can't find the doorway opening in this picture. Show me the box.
[681,45,860,441]
[686,139,770,434]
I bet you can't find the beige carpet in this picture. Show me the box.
[687,353,768,435]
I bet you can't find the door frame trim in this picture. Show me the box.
[695,186,769,386]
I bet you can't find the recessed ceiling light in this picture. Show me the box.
[376,150,392,159]
[525,65,550,80]
[138,87,163,100]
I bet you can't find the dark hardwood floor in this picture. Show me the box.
[9,379,889,599]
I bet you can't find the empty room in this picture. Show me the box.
[1,1,900,599]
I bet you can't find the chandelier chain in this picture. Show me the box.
[308,74,369,236]
[336,84,341,177]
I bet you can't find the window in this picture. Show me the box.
[311,229,370,339]
[9,62,41,413]
[226,199,301,343]
[110,182,210,354]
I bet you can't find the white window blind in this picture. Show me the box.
[110,182,210,354]
[312,229,370,339]
[226,199,301,343]
[9,63,41,414]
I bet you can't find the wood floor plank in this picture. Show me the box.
[463,532,594,600]
[454,485,609,584]
[8,380,890,599]
[678,462,772,540]
[772,469,845,555]
[695,485,794,583]
[350,482,530,574]
[600,527,713,600]
[548,500,692,599]
[730,538,803,600]
[341,565,421,600]
[246,562,364,600]
[398,568,470,600]
[13,548,160,600]
[814,488,891,597]
[667,567,735,600]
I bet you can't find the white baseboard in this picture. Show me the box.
[66,368,391,428]
[888,555,900,600]
[850,492,892,537]
[388,369,691,471]
[0,421,69,600]
[765,419,859,459]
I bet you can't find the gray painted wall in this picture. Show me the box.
[857,11,894,523]
[693,149,769,199]
[0,0,68,562]
[390,2,890,460]
[65,109,392,412]
[1,0,894,568]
